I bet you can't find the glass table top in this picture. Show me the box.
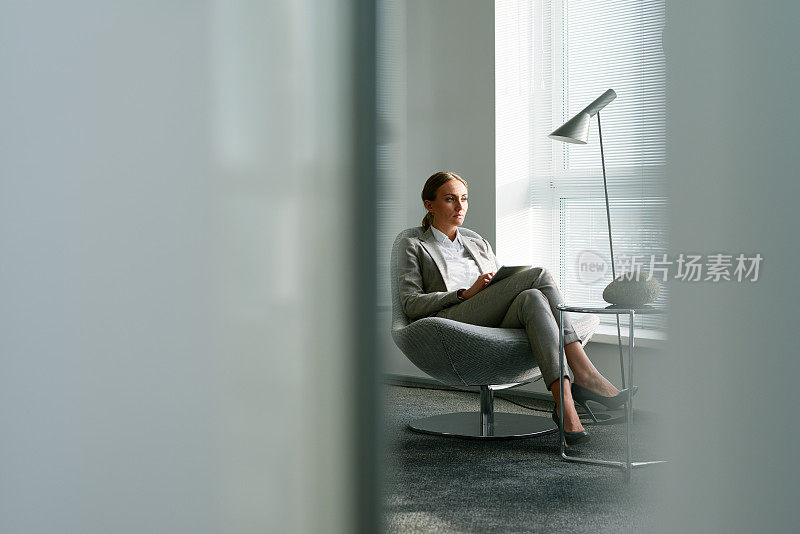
[557,302,667,314]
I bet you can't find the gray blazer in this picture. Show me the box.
[397,226,500,320]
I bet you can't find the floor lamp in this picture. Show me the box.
[548,88,630,387]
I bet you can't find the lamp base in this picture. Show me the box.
[603,273,660,306]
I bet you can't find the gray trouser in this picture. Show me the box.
[435,267,579,388]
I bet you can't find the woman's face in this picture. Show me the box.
[425,179,468,228]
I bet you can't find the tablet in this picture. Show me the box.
[486,265,531,286]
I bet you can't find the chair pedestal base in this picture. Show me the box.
[408,412,557,440]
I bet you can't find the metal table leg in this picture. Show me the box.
[616,314,626,389]
[558,309,666,478]
[628,311,634,423]
[626,311,634,479]
[558,309,566,458]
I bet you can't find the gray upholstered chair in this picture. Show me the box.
[391,227,599,439]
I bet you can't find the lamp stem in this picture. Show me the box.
[597,112,615,279]
[598,112,627,388]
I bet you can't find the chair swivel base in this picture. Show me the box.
[408,412,557,440]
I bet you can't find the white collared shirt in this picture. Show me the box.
[430,226,482,291]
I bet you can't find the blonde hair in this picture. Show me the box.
[420,171,468,229]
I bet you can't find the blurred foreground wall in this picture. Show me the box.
[660,1,800,531]
[0,2,377,533]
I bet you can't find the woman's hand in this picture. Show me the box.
[462,272,494,299]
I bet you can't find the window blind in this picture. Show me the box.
[497,0,667,331]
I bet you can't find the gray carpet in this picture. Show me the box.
[383,384,668,533]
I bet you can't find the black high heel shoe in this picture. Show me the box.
[551,410,590,446]
[571,384,638,423]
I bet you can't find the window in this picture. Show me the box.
[496,0,667,331]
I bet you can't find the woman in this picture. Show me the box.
[397,171,631,445]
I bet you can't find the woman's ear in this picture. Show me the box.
[423,200,433,211]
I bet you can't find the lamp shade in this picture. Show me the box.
[549,89,617,144]
[548,112,591,144]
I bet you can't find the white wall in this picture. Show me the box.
[403,0,496,240]
[379,0,496,381]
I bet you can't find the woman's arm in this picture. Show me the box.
[397,238,461,320]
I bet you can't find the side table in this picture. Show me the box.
[556,303,666,480]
